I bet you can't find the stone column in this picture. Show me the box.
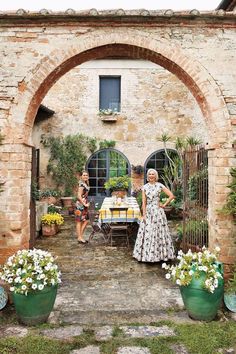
[0,143,32,264]
[208,146,236,278]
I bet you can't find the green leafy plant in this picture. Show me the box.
[157,134,202,213]
[188,167,208,203]
[225,264,236,294]
[31,180,40,200]
[220,167,236,216]
[41,134,97,196]
[162,246,222,293]
[99,140,116,149]
[131,165,144,174]
[176,219,208,244]
[0,249,61,295]
[39,188,61,199]
[104,175,131,191]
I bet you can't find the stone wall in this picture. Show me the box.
[32,59,205,185]
[0,11,235,266]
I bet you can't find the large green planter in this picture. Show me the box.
[12,285,58,326]
[180,263,224,321]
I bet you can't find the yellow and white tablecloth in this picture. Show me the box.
[99,197,141,223]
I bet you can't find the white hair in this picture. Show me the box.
[147,168,159,181]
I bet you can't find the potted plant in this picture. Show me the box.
[162,246,224,321]
[224,264,236,313]
[131,165,144,175]
[0,248,61,325]
[41,212,64,236]
[98,108,118,122]
[104,175,131,198]
[39,188,61,205]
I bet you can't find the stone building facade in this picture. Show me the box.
[33,59,205,186]
[0,9,236,271]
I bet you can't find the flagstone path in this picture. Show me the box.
[35,216,186,325]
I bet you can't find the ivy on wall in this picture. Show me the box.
[41,134,116,196]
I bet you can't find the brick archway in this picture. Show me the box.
[1,28,234,267]
[11,28,229,144]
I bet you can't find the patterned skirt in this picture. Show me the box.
[133,207,175,262]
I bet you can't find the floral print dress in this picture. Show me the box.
[75,182,90,222]
[133,182,175,262]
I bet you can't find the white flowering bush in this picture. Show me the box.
[98,108,118,116]
[162,246,223,293]
[0,249,61,296]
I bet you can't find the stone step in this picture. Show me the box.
[51,307,188,325]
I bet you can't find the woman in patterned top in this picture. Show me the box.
[75,170,90,244]
[133,168,175,262]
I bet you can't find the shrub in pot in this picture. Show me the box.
[104,175,131,198]
[0,249,61,325]
[162,246,224,321]
[39,188,61,205]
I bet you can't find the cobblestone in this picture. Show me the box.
[0,325,28,338]
[70,346,100,354]
[120,325,175,338]
[117,347,151,354]
[41,325,83,340]
[94,325,113,341]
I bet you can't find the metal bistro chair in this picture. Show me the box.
[88,200,110,243]
[108,206,130,247]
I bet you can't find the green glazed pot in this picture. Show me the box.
[12,285,58,326]
[180,263,224,321]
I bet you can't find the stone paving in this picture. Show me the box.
[35,217,185,326]
[1,217,235,353]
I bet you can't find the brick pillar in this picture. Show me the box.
[0,143,32,264]
[208,147,236,279]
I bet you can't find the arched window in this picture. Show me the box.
[144,149,178,184]
[86,148,130,200]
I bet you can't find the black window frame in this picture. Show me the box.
[99,76,121,112]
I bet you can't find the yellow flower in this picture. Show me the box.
[41,213,64,226]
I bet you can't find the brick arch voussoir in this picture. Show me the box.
[22,29,229,143]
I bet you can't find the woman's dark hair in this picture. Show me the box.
[80,170,89,186]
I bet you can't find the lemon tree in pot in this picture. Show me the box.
[0,249,61,325]
[104,175,131,198]
[162,246,224,321]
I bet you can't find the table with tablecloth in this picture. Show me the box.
[99,197,142,224]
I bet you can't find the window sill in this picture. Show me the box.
[100,115,118,122]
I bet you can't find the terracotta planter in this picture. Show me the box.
[111,190,127,198]
[42,224,57,236]
[41,196,57,205]
[61,197,73,208]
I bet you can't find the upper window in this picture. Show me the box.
[99,76,121,112]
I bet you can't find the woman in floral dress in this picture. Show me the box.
[133,168,175,262]
[75,170,90,244]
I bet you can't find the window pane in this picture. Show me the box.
[89,169,96,178]
[98,160,106,168]
[99,77,121,112]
